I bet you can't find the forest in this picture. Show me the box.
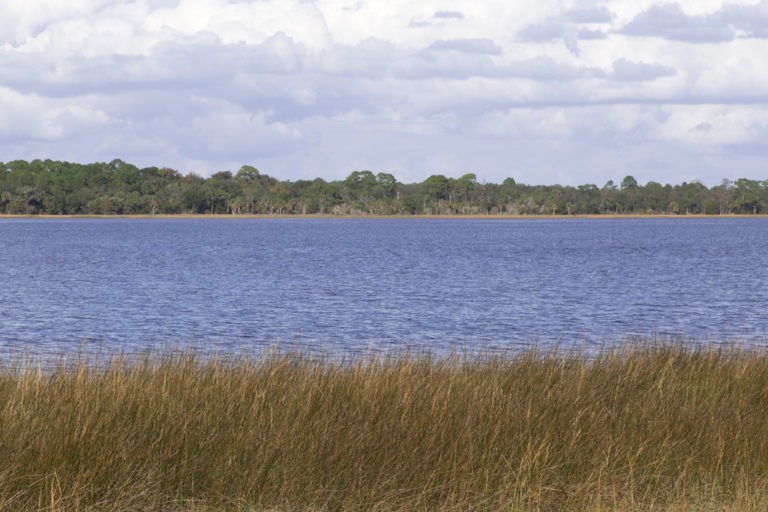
[1,158,767,216]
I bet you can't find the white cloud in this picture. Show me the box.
[651,105,768,147]
[148,0,332,47]
[0,87,110,141]
[0,0,113,45]
[620,1,768,42]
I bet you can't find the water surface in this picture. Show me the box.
[1,218,766,355]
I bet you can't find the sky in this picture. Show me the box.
[1,0,768,186]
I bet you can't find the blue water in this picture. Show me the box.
[1,218,766,355]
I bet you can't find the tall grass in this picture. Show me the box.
[1,343,768,510]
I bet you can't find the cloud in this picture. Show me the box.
[564,6,614,24]
[577,28,607,40]
[393,52,498,80]
[0,0,115,45]
[505,56,597,81]
[516,5,614,54]
[608,59,677,82]
[619,2,768,43]
[620,4,735,42]
[517,20,567,43]
[313,37,395,78]
[0,87,110,142]
[651,104,768,148]
[390,49,597,83]
[433,11,464,20]
[147,0,178,8]
[407,19,431,28]
[720,1,768,38]
[176,106,303,161]
[465,102,768,185]
[426,38,501,55]
[143,0,332,48]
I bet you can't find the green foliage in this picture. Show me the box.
[1,158,768,215]
[621,175,638,190]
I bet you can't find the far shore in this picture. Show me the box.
[3,213,768,220]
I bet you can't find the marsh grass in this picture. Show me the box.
[2,343,768,511]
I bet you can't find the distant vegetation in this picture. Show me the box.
[2,158,768,216]
[2,344,768,510]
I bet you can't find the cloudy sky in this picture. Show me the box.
[1,0,767,185]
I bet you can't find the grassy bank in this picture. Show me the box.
[2,344,768,511]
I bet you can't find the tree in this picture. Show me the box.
[599,180,618,213]
[499,178,519,213]
[620,175,638,190]
[715,179,732,215]
[453,173,477,204]
[206,171,242,214]
[342,171,377,211]
[8,186,46,214]
[422,175,451,201]
[674,182,709,214]
[375,172,397,199]
[641,181,668,213]
[0,191,12,213]
[235,165,261,181]
[181,175,209,213]
[2,157,768,216]
[733,178,763,214]
[576,184,600,213]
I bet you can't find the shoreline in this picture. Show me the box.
[3,213,768,220]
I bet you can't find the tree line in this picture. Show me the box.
[1,158,767,216]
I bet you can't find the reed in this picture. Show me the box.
[1,343,768,511]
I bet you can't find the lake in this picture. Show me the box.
[1,218,766,356]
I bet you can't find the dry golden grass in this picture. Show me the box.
[1,343,768,511]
